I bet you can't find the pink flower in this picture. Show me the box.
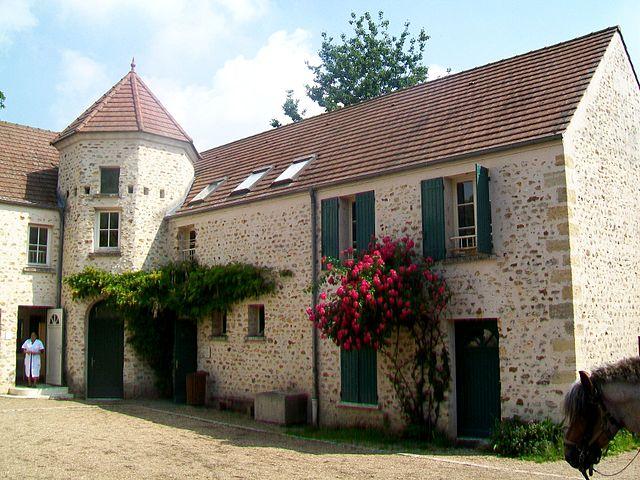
[319,292,327,300]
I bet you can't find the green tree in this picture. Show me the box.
[306,11,430,111]
[270,89,306,128]
[0,91,5,109]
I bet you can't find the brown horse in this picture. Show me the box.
[564,357,640,478]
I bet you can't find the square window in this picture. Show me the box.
[100,167,120,194]
[96,211,120,249]
[27,226,50,265]
[248,305,265,337]
[212,311,227,337]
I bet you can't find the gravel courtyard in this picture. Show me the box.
[0,397,638,480]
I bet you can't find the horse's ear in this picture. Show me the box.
[579,371,594,394]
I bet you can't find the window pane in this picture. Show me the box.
[458,204,475,228]
[110,212,119,229]
[273,158,311,183]
[99,231,108,247]
[457,181,474,205]
[37,248,47,264]
[234,169,269,192]
[28,249,37,264]
[29,227,38,245]
[109,231,118,248]
[101,168,120,194]
[99,213,108,229]
[39,228,48,246]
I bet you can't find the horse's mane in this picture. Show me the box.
[564,357,640,422]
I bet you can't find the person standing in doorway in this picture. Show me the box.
[22,332,45,387]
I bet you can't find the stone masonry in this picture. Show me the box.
[55,132,194,397]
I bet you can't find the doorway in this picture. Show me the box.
[15,306,48,385]
[455,319,501,438]
[173,319,197,403]
[87,301,124,398]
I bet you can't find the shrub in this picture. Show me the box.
[490,417,563,461]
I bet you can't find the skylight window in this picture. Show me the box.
[189,178,225,204]
[272,155,314,186]
[232,167,271,194]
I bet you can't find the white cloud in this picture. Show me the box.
[52,50,109,127]
[427,64,451,80]
[0,0,37,47]
[147,29,322,150]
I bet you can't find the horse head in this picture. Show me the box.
[564,371,620,475]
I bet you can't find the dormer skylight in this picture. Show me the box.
[189,178,225,204]
[272,155,315,186]
[232,167,271,194]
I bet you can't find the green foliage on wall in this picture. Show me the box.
[65,261,279,394]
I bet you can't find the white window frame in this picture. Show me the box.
[94,210,121,251]
[189,178,226,204]
[178,228,196,261]
[232,167,272,194]
[27,224,52,266]
[272,155,315,186]
[451,174,477,253]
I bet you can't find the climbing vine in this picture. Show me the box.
[65,261,279,394]
[308,237,451,437]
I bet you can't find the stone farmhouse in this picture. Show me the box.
[0,27,638,438]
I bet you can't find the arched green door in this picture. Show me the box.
[455,320,500,437]
[87,302,124,398]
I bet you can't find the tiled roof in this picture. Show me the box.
[175,26,619,216]
[0,121,59,208]
[52,66,193,145]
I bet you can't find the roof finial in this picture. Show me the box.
[130,57,136,72]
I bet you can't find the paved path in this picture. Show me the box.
[0,397,637,479]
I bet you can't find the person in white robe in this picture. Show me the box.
[21,332,45,386]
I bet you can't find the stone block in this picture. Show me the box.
[254,391,308,426]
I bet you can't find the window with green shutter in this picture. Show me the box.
[340,347,377,404]
[355,191,375,253]
[475,165,492,255]
[321,198,340,261]
[421,178,446,260]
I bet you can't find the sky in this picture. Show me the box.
[1,0,638,151]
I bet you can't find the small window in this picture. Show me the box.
[190,178,225,204]
[452,179,477,254]
[248,305,265,337]
[143,187,149,195]
[96,211,120,250]
[178,228,196,261]
[84,186,90,195]
[100,167,120,195]
[212,311,227,337]
[232,167,271,194]
[272,156,313,186]
[28,226,49,265]
[160,189,165,199]
[128,185,134,194]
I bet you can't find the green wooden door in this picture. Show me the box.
[455,320,500,437]
[173,319,197,403]
[87,302,124,398]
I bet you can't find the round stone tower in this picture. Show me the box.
[51,61,197,397]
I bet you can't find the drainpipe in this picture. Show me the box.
[310,187,320,427]
[56,191,66,385]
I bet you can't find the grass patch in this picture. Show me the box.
[284,425,463,455]
[605,429,640,457]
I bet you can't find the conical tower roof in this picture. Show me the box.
[52,60,193,146]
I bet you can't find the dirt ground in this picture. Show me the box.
[0,397,638,480]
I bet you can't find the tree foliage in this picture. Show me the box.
[0,91,5,109]
[306,11,429,111]
[270,89,306,128]
[308,237,450,437]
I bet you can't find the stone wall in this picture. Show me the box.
[55,132,194,397]
[170,140,576,433]
[563,32,640,370]
[0,203,59,391]
[169,193,315,407]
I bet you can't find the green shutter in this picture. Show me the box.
[476,165,493,255]
[421,178,446,261]
[355,190,375,253]
[321,198,339,260]
[340,348,359,402]
[358,348,378,404]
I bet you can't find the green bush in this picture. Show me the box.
[490,417,563,461]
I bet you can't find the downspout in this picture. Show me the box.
[56,192,66,385]
[310,187,320,427]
